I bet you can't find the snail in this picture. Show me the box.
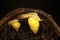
[8,19,21,31]
[20,12,42,34]
[28,17,40,34]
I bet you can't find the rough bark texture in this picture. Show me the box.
[0,8,60,40]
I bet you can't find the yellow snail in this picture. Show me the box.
[8,19,21,31]
[19,12,42,34]
[28,17,40,34]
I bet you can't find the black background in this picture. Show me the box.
[0,0,60,25]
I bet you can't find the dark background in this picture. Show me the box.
[0,0,60,25]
